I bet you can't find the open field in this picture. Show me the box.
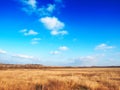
[0,65,120,90]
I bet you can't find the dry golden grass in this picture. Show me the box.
[0,68,120,90]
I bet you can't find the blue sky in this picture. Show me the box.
[0,0,120,66]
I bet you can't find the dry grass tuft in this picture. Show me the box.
[0,67,120,90]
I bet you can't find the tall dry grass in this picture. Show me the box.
[0,68,120,90]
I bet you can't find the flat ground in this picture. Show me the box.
[0,68,120,90]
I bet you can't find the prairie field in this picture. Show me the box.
[0,66,120,90]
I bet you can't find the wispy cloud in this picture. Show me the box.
[95,43,115,51]
[59,46,69,51]
[26,0,37,8]
[70,54,105,66]
[20,29,39,36]
[0,49,7,54]
[20,0,62,15]
[47,4,56,13]
[19,29,27,33]
[13,54,34,59]
[40,16,68,35]
[79,56,96,61]
[50,46,69,55]
[38,4,56,16]
[21,0,37,9]
[31,38,41,44]
[20,0,37,15]
[51,30,68,35]
[50,50,60,55]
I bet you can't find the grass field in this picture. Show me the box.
[0,66,120,90]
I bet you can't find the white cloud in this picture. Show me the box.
[0,49,7,54]
[59,46,69,51]
[40,16,64,30]
[20,29,39,36]
[95,43,115,51]
[24,30,38,36]
[40,16,68,35]
[50,50,60,55]
[13,54,34,59]
[19,0,67,36]
[31,38,41,44]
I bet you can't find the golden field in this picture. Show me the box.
[0,66,120,90]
